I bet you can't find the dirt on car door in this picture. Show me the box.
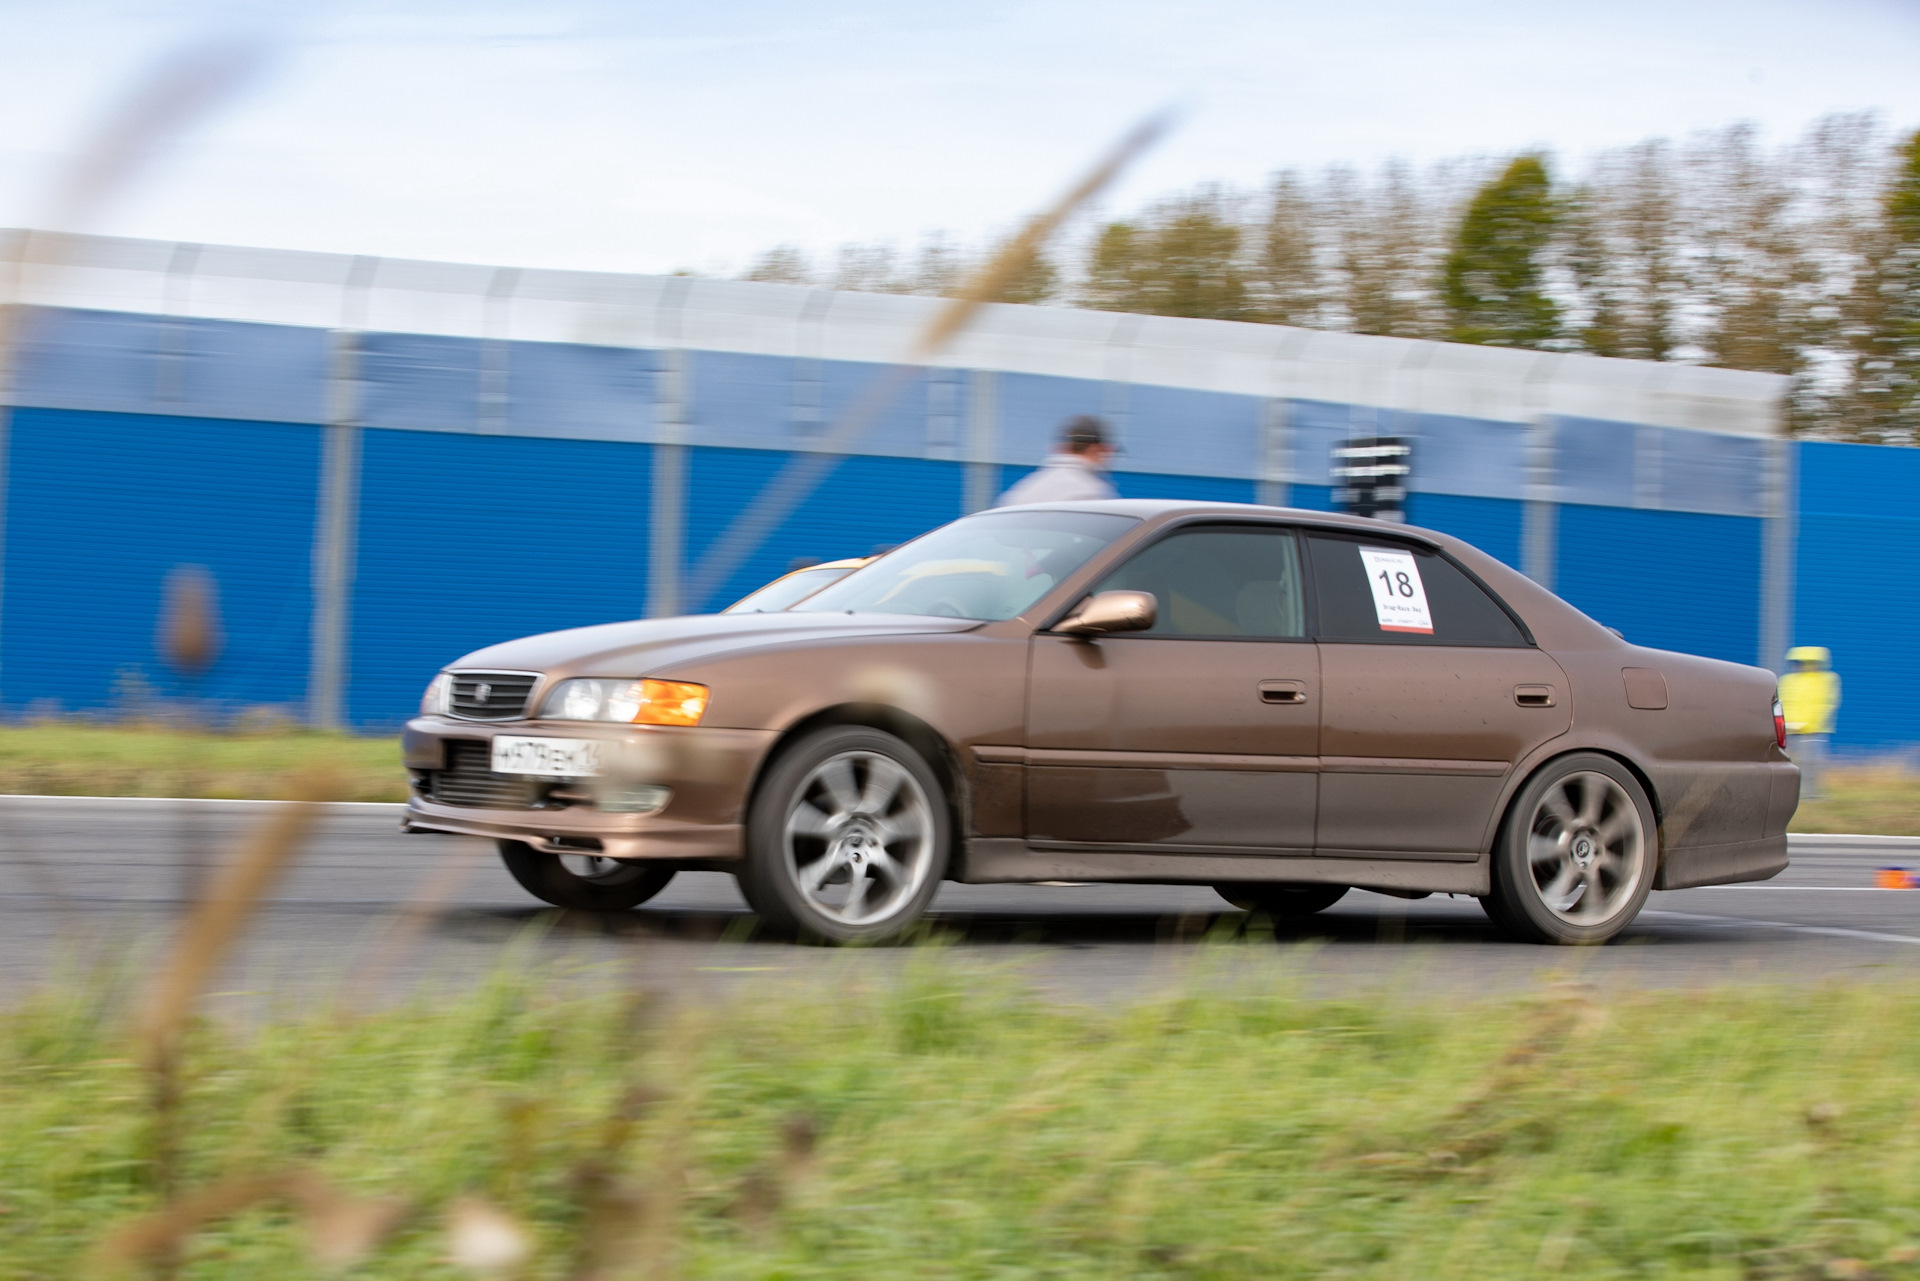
[1305,532,1571,859]
[1024,524,1320,853]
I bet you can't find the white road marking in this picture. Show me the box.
[1703,885,1920,892]
[1645,909,1920,947]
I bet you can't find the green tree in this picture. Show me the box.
[1250,171,1323,327]
[985,238,1060,305]
[1688,125,1815,380]
[1564,140,1682,361]
[1848,129,1920,441]
[743,244,813,286]
[1332,161,1447,339]
[1082,189,1251,320]
[1442,155,1561,347]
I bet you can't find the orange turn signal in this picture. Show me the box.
[633,679,709,726]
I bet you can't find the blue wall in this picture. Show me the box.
[349,429,656,727]
[1794,443,1920,751]
[1405,494,1524,569]
[1,408,319,714]
[7,306,1918,746]
[1556,505,1764,666]
[685,448,967,611]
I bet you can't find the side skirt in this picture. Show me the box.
[957,838,1489,896]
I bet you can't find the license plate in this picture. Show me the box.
[490,735,603,778]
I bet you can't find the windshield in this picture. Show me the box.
[723,565,859,614]
[794,511,1138,621]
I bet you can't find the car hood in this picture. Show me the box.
[446,611,984,678]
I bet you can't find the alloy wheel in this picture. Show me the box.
[782,750,935,928]
[1525,770,1646,925]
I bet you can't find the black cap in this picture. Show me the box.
[1060,414,1109,449]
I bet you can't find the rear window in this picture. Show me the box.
[1307,534,1528,647]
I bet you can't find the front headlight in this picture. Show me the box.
[420,672,452,716]
[540,678,709,726]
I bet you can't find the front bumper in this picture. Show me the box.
[401,716,777,862]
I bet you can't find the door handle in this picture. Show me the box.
[1258,680,1308,705]
[1514,685,1556,708]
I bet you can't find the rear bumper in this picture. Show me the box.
[1654,833,1788,890]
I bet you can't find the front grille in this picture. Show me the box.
[424,740,538,809]
[449,671,538,721]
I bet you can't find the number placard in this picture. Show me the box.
[1357,547,1434,634]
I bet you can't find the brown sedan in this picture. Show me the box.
[402,501,1797,945]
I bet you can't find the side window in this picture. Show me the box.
[1307,534,1527,647]
[1093,526,1306,639]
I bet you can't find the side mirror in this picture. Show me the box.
[1054,590,1157,636]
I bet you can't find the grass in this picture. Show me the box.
[1791,764,1920,836]
[10,964,1920,1278]
[0,721,1913,833]
[0,722,405,802]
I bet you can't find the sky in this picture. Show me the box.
[0,0,1916,277]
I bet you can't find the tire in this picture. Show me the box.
[1481,753,1657,945]
[498,840,676,911]
[738,726,950,943]
[1214,882,1349,918]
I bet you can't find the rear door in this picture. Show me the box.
[1306,532,1570,857]
[1025,524,1319,852]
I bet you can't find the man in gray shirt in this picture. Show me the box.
[994,415,1118,506]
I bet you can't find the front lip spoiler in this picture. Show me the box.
[402,797,742,862]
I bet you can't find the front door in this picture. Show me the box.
[1304,532,1571,857]
[1025,524,1319,853]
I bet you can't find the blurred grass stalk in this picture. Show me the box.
[133,777,324,1278]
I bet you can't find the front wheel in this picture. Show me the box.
[498,841,676,911]
[738,726,949,943]
[1214,882,1349,917]
[1481,754,1656,945]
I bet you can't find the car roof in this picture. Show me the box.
[985,498,1458,546]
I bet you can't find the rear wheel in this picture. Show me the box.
[1482,754,1656,945]
[1214,882,1349,918]
[498,841,676,911]
[739,726,949,943]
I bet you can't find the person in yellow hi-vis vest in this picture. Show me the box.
[1779,646,1840,800]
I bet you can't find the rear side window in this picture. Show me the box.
[1307,534,1527,647]
[1094,525,1306,639]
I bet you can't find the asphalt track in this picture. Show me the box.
[4,796,1920,1009]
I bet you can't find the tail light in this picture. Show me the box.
[1773,696,1786,749]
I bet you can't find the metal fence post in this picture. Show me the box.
[963,369,998,513]
[308,256,376,730]
[1523,415,1558,588]
[1760,435,1797,672]
[648,350,687,618]
[647,280,692,618]
[1257,398,1291,508]
[156,242,200,406]
[478,266,520,434]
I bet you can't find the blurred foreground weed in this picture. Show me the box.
[8,964,1920,1277]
